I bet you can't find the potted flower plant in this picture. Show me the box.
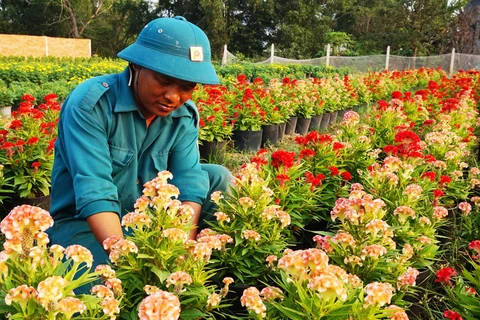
[0,93,60,211]
[203,162,291,289]
[193,85,234,162]
[227,75,266,152]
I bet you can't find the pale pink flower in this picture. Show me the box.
[266,255,278,266]
[193,242,212,261]
[239,197,256,209]
[403,184,423,200]
[108,238,138,264]
[197,235,223,250]
[214,211,230,223]
[144,285,162,295]
[433,206,449,220]
[312,235,333,253]
[417,235,432,245]
[419,216,431,225]
[332,231,356,248]
[347,274,363,288]
[397,267,420,290]
[162,228,188,243]
[242,230,261,241]
[64,244,94,268]
[105,278,122,296]
[101,297,120,319]
[470,167,480,175]
[207,293,221,308]
[393,206,416,223]
[34,231,49,247]
[275,210,291,227]
[471,196,480,206]
[36,275,69,311]
[166,271,193,293]
[344,255,363,267]
[5,285,37,307]
[302,248,329,271]
[121,211,152,231]
[365,219,390,235]
[386,305,409,320]
[57,297,86,318]
[210,191,224,205]
[343,110,360,125]
[260,286,283,300]
[91,285,114,299]
[364,282,395,307]
[138,291,181,320]
[459,201,472,215]
[240,287,266,318]
[402,244,414,260]
[95,264,116,281]
[277,250,309,280]
[308,271,347,301]
[361,244,387,260]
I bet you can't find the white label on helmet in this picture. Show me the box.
[190,47,203,62]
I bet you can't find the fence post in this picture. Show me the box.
[326,43,331,67]
[222,44,228,66]
[270,44,274,64]
[449,48,456,77]
[385,46,390,71]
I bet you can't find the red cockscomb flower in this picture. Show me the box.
[341,171,352,181]
[435,267,456,285]
[271,150,296,170]
[329,166,339,176]
[443,310,462,320]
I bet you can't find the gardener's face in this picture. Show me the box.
[132,65,196,119]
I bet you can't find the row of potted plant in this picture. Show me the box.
[0,67,479,319]
[193,67,449,146]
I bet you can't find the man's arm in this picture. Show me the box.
[183,201,202,240]
[87,212,124,252]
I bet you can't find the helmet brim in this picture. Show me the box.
[118,42,220,85]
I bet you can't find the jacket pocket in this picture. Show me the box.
[109,144,134,176]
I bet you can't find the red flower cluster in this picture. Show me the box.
[435,267,457,285]
[443,310,462,320]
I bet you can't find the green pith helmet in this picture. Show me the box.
[118,16,219,85]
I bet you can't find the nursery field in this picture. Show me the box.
[0,59,479,319]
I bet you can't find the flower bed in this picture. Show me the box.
[0,68,479,319]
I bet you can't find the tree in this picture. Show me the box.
[272,0,334,59]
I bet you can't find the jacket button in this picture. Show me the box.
[102,82,108,88]
[136,179,140,184]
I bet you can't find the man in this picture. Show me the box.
[47,16,232,271]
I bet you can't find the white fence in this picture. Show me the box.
[222,44,480,76]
